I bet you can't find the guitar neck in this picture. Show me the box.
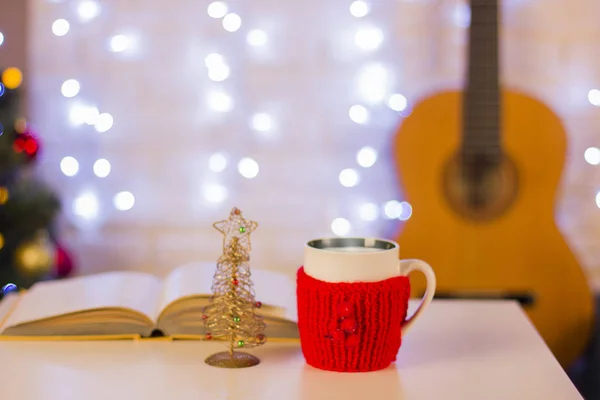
[462,0,501,162]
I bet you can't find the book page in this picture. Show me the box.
[1,271,162,330]
[157,262,297,321]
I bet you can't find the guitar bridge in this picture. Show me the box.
[424,291,535,307]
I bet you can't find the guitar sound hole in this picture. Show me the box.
[442,153,519,221]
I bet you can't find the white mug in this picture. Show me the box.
[303,237,436,333]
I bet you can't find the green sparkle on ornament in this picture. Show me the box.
[233,316,241,323]
[237,340,245,347]
[239,226,246,233]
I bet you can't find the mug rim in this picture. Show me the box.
[305,237,398,253]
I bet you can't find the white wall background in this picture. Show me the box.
[28,0,600,286]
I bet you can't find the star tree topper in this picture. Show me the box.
[213,207,258,250]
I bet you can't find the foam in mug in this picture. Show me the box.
[297,237,436,373]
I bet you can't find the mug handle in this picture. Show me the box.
[399,259,436,335]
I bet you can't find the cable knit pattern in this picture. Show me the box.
[296,266,411,372]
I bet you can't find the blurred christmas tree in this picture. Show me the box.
[0,66,75,294]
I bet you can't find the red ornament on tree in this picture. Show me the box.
[231,278,239,286]
[54,244,75,278]
[12,127,40,163]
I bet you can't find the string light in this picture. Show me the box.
[359,203,379,221]
[207,2,228,19]
[84,107,100,125]
[222,13,242,32]
[52,19,70,36]
[208,152,228,172]
[205,53,225,69]
[357,63,389,103]
[109,34,129,52]
[208,64,230,82]
[60,156,79,177]
[452,3,471,28]
[331,218,351,236]
[585,147,600,165]
[94,113,113,132]
[354,27,383,51]
[77,0,101,22]
[339,168,360,187]
[349,105,369,124]
[349,1,370,18]
[61,79,80,98]
[93,159,111,178]
[46,2,416,240]
[205,53,230,82]
[207,91,234,112]
[203,184,228,203]
[1,68,23,90]
[387,93,408,112]
[246,29,268,47]
[383,200,403,219]
[588,89,600,107]
[67,104,85,126]
[73,192,99,220]
[238,158,259,179]
[398,201,412,221]
[0,32,4,46]
[251,113,273,132]
[114,191,135,211]
[68,103,94,126]
[356,146,377,168]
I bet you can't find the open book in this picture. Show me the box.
[0,262,299,340]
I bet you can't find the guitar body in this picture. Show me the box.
[393,89,594,367]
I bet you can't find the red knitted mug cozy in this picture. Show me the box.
[296,266,411,372]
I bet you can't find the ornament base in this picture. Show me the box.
[204,351,260,368]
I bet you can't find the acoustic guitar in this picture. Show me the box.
[391,0,594,367]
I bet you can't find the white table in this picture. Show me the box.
[0,300,582,400]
